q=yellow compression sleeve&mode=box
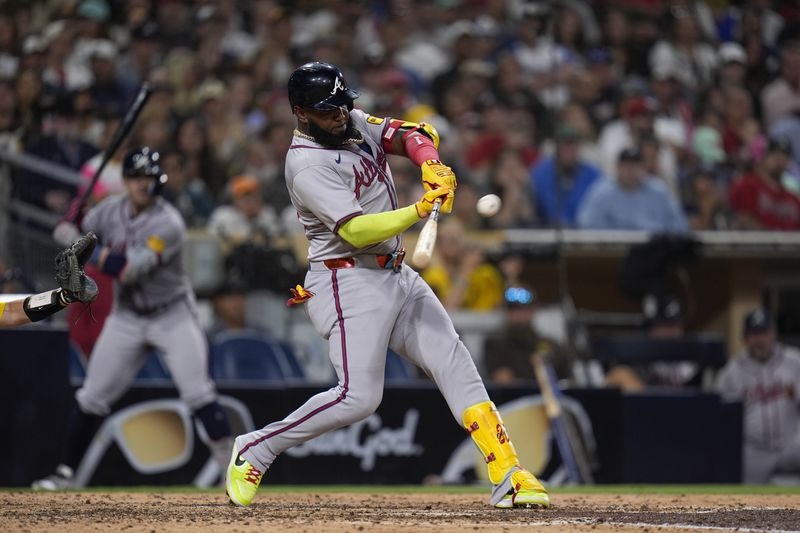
[338,205,421,248]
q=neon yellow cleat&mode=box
[494,469,550,509]
[225,445,264,507]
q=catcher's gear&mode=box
[122,146,168,195]
[54,232,99,304]
[421,160,457,213]
[462,401,550,508]
[415,187,453,218]
[288,62,360,111]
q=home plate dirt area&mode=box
[1,491,799,532]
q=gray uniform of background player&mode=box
[236,109,489,470]
[716,343,800,483]
[78,194,217,415]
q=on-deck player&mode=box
[226,62,550,509]
[33,146,233,489]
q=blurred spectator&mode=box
[684,167,731,231]
[531,125,601,227]
[577,147,688,232]
[761,43,800,129]
[207,280,266,341]
[207,175,282,246]
[116,21,162,89]
[484,285,566,383]
[159,149,215,228]
[486,149,537,228]
[175,115,227,200]
[605,296,698,391]
[692,108,726,167]
[717,42,748,89]
[716,309,800,484]
[421,218,503,312]
[597,95,680,197]
[649,9,718,91]
[19,97,97,215]
[721,85,763,166]
[87,40,136,117]
[729,138,800,230]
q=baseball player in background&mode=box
[226,62,550,510]
[33,147,233,490]
[0,233,98,327]
[716,309,800,483]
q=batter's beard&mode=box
[308,116,361,147]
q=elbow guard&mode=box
[382,119,441,153]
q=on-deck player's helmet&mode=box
[122,146,168,195]
[288,62,360,111]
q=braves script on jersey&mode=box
[285,109,400,261]
[82,195,191,311]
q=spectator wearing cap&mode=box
[531,124,601,227]
[597,95,680,197]
[729,138,800,230]
[605,296,699,391]
[207,279,268,342]
[484,284,568,383]
[207,175,283,248]
[716,309,800,484]
[116,21,162,89]
[577,147,688,232]
[761,44,800,130]
[717,42,748,89]
[88,39,136,117]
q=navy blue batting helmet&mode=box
[122,146,168,195]
[288,62,359,111]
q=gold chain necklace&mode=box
[293,129,364,145]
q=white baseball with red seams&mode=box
[477,194,502,217]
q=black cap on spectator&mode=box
[744,309,773,335]
[618,146,643,162]
[766,137,792,155]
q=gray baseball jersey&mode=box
[716,344,800,482]
[285,109,400,262]
[75,193,217,416]
[235,109,490,473]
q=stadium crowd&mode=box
[0,0,799,318]
[0,0,798,238]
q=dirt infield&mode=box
[2,491,799,532]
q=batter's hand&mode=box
[415,187,453,218]
[421,160,456,214]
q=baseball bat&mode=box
[411,199,441,268]
[69,83,153,222]
[532,352,593,484]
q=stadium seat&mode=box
[210,332,304,382]
[385,349,417,382]
[135,351,172,381]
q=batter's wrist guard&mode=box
[23,289,68,322]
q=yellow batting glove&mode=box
[421,160,457,214]
[415,187,453,218]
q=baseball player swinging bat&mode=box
[412,199,442,268]
[68,83,153,222]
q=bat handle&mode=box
[429,199,442,222]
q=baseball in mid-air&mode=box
[476,194,502,217]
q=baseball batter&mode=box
[716,309,800,483]
[0,233,98,328]
[33,147,232,490]
[226,62,550,510]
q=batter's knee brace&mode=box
[194,401,231,441]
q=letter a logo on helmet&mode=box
[330,76,346,95]
[288,62,360,111]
